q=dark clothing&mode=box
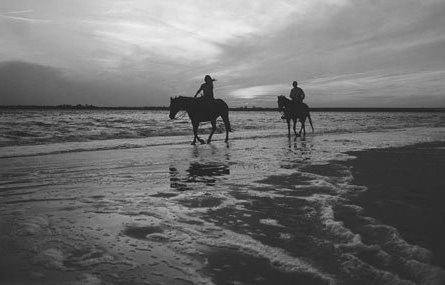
[290,87,305,103]
[196,82,214,100]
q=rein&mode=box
[175,111,188,120]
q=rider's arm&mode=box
[194,85,203,97]
[289,89,296,100]
[301,89,305,100]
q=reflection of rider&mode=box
[194,75,216,100]
[290,81,305,104]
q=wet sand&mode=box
[0,128,444,284]
[339,142,445,268]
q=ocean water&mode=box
[0,109,443,157]
[0,109,445,284]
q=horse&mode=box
[169,96,232,145]
[277,95,314,137]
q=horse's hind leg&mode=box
[207,120,216,143]
[192,123,198,145]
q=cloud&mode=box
[0,0,444,107]
[0,15,50,23]
[0,61,167,106]
[304,70,445,107]
[230,84,288,99]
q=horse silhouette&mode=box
[169,96,232,145]
[277,95,314,137]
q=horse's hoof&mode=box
[191,142,196,145]
[199,140,206,144]
[207,140,211,144]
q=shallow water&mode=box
[0,110,444,284]
[1,109,443,147]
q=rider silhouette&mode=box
[290,81,305,103]
[195,75,216,100]
[282,81,306,119]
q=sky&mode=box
[0,0,444,107]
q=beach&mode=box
[341,143,445,269]
[1,110,445,284]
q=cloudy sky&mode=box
[1,0,444,107]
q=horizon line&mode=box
[1,105,444,112]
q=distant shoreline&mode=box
[1,105,444,112]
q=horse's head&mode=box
[170,96,189,119]
[169,97,181,119]
[277,95,287,111]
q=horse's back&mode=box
[214,98,228,108]
[206,98,229,112]
[191,98,229,121]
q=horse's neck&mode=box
[282,98,292,108]
[179,97,194,109]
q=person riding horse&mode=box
[169,74,231,144]
[290,81,305,104]
[282,81,306,119]
[195,75,216,100]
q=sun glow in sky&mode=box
[1,0,444,107]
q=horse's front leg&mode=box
[194,122,205,144]
[207,120,216,144]
[287,119,291,137]
[293,119,299,137]
[299,119,306,138]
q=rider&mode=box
[290,81,305,104]
[282,81,305,119]
[194,75,216,100]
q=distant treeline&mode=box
[1,104,444,112]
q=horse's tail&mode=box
[223,111,232,132]
[218,99,232,132]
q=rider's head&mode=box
[292,81,298,87]
[205,75,215,83]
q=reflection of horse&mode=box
[169,96,232,145]
[169,145,230,191]
[169,162,230,190]
[277,96,314,137]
